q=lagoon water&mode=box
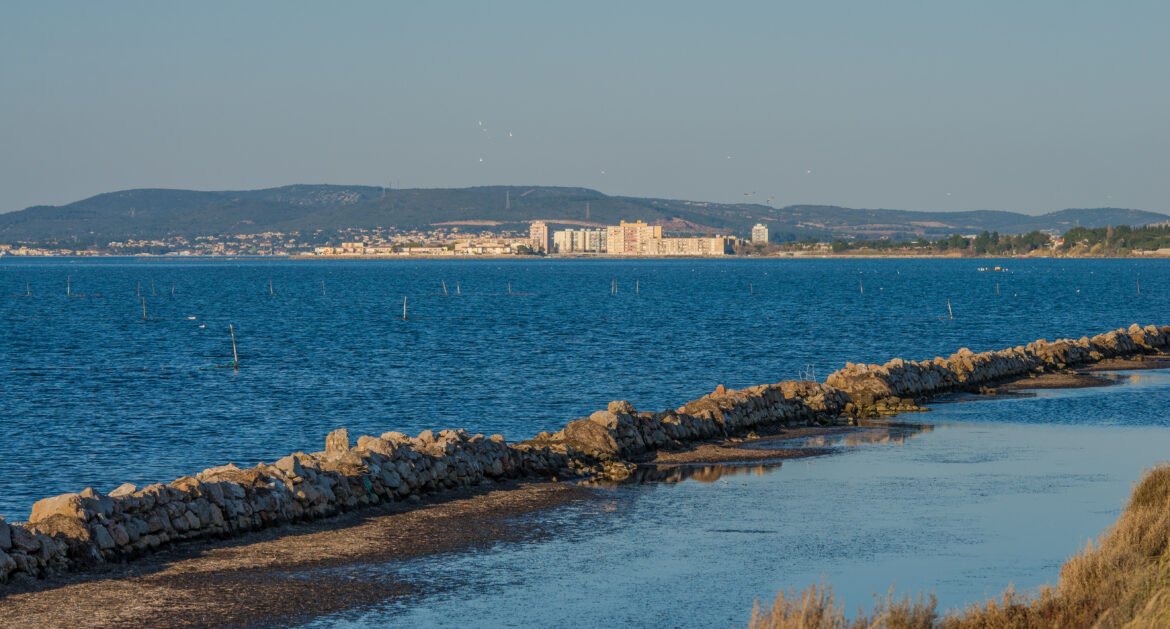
[304,375,1170,627]
[3,257,1170,622]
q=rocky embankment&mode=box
[2,324,1168,586]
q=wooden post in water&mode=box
[67,275,71,297]
[636,279,640,296]
[456,281,461,295]
[229,323,239,370]
[25,282,31,297]
[137,281,141,297]
[507,282,513,296]
[321,279,326,296]
[995,282,1000,296]
[1137,277,1142,296]
[141,297,147,321]
[171,282,176,297]
[858,273,864,295]
[947,298,954,320]
[268,279,274,297]
[441,279,448,296]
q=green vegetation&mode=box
[824,230,1053,256]
[1062,224,1170,255]
[748,464,1170,628]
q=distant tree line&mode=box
[1062,224,1170,254]
[827,230,1054,255]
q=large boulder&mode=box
[561,418,620,457]
[29,493,87,524]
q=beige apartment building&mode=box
[605,220,663,255]
[655,236,733,256]
[528,221,551,253]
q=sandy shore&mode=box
[0,481,591,627]
[0,423,868,626]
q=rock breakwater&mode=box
[2,324,1168,586]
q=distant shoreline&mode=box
[2,253,1169,261]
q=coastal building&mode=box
[529,221,551,253]
[751,223,769,245]
[655,236,734,256]
[552,228,607,254]
[605,220,663,255]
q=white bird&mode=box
[187,315,197,320]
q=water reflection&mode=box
[632,462,782,484]
[630,424,931,485]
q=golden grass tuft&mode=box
[749,583,937,629]
[749,465,1170,629]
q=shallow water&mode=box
[1,257,1168,518]
[303,372,1170,627]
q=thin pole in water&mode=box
[402,296,408,320]
[1137,277,1142,296]
[137,281,141,298]
[947,298,954,320]
[441,279,448,296]
[995,282,1000,296]
[141,296,147,321]
[268,279,274,297]
[749,282,754,296]
[456,281,461,295]
[171,282,175,297]
[507,282,513,296]
[321,279,326,296]
[67,275,71,297]
[636,279,640,296]
[25,282,31,297]
[151,278,156,296]
[858,273,864,295]
[229,323,239,370]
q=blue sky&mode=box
[1,1,1167,213]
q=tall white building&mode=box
[751,223,769,245]
[529,221,550,253]
[552,228,607,253]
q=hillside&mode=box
[1,184,1166,243]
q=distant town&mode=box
[3,220,1170,258]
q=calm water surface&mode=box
[1,257,1168,516]
[304,373,1170,627]
[3,257,1170,625]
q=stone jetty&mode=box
[2,324,1168,585]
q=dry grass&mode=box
[749,583,937,629]
[749,465,1170,629]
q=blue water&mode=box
[304,373,1170,627]
[0,256,1167,521]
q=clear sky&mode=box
[1,1,1167,214]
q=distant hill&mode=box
[1,184,1166,243]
